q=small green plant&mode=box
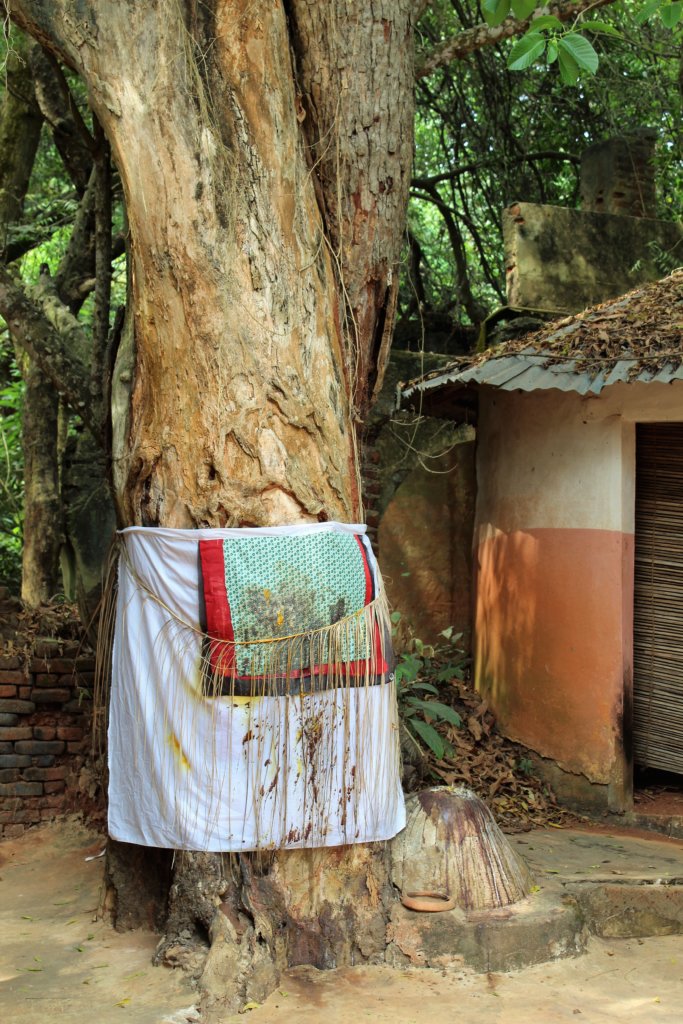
[391,613,469,761]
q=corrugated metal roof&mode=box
[401,354,683,403]
[400,271,683,406]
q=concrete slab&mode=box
[510,827,683,884]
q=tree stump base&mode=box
[106,787,534,1017]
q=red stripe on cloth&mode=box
[199,539,236,675]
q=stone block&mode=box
[0,699,35,715]
[57,726,83,741]
[31,689,71,704]
[15,740,66,756]
[32,726,56,741]
[503,202,683,313]
[0,726,32,741]
[18,686,31,699]
[0,670,23,684]
[0,742,14,753]
[35,673,59,685]
[67,740,87,753]
[63,699,91,713]
[3,824,25,838]
[0,685,17,698]
[33,755,56,767]
[23,766,67,781]
[0,781,43,797]
[41,794,66,808]
[0,755,31,768]
[0,713,18,726]
[580,132,656,218]
[31,658,76,675]
[44,780,65,794]
[567,882,683,937]
[0,769,20,782]
[0,656,21,669]
[32,638,63,658]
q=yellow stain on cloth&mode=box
[167,732,191,770]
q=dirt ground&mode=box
[0,820,196,1024]
[1,819,682,1024]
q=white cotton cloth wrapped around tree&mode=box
[107,522,405,852]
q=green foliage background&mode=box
[0,3,681,590]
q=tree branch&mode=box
[411,183,487,324]
[412,149,580,188]
[416,0,617,78]
[92,117,112,404]
[0,265,98,431]
[29,42,94,193]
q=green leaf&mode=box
[410,719,446,759]
[390,611,402,624]
[406,698,462,726]
[635,0,662,23]
[557,47,580,85]
[558,33,599,75]
[482,0,511,28]
[547,39,559,63]
[511,0,537,19]
[660,2,682,27]
[425,701,463,726]
[407,682,439,694]
[507,32,546,71]
[394,655,423,684]
[439,626,453,640]
[583,20,622,36]
[529,14,563,30]
[435,666,464,682]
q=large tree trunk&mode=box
[12,0,414,1013]
[0,32,62,606]
[20,359,61,605]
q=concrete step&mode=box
[386,827,683,973]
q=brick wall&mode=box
[0,638,95,839]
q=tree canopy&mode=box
[0,0,681,589]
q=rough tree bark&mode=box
[0,33,62,606]
[18,355,61,604]
[10,0,415,1014]
[3,1,554,1015]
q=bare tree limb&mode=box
[92,117,112,405]
[0,264,98,431]
[29,42,93,193]
[411,183,487,324]
[416,0,617,78]
[412,149,580,188]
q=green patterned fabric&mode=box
[222,532,369,676]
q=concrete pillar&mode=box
[580,130,657,219]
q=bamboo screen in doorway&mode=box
[634,423,683,775]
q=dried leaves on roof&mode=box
[405,270,683,392]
